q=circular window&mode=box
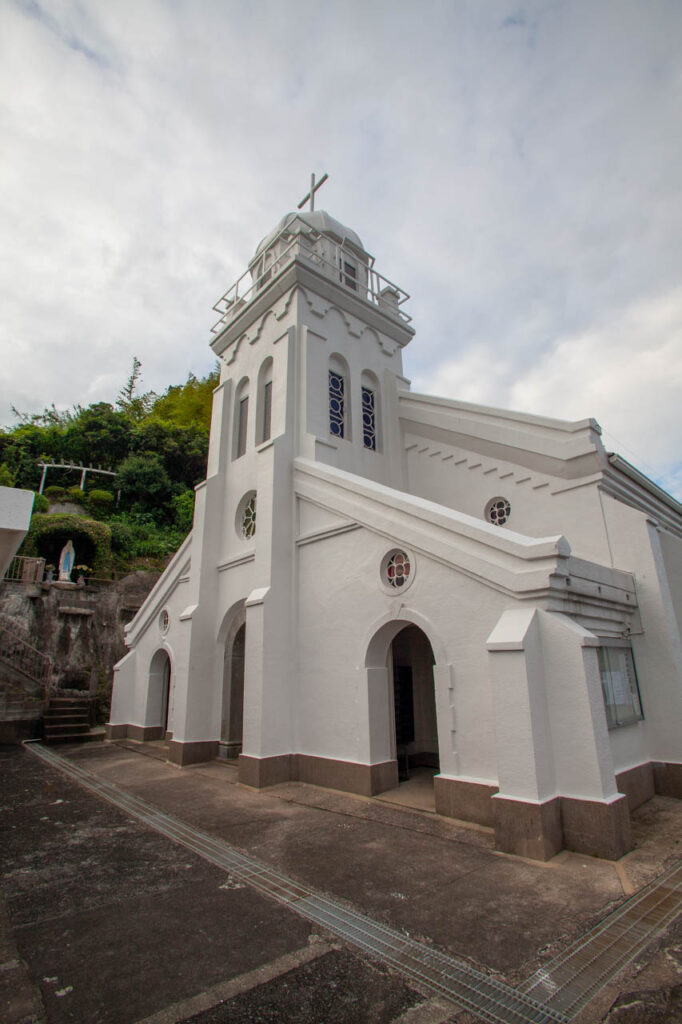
[486,497,511,526]
[159,609,170,634]
[381,549,414,591]
[236,491,257,540]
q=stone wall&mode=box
[0,573,159,698]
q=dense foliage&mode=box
[2,360,219,572]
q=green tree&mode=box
[116,356,156,422]
[131,420,209,490]
[64,403,131,466]
[0,463,15,486]
[146,367,219,431]
[116,453,174,518]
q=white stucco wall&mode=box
[295,520,503,783]
[0,486,34,576]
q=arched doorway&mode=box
[221,621,245,758]
[148,649,171,738]
[390,625,439,784]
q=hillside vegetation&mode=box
[0,359,219,574]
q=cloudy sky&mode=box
[2,0,681,495]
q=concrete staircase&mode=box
[43,696,104,745]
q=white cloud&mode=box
[1,0,681,496]
[415,286,682,495]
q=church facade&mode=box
[109,209,682,861]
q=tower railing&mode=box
[211,228,411,336]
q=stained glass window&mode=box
[385,550,411,589]
[329,370,345,438]
[487,497,511,526]
[362,386,376,450]
[241,494,256,539]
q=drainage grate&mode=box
[25,742,567,1024]
[521,859,682,1017]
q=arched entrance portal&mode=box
[221,622,245,758]
[390,625,439,784]
[148,649,171,738]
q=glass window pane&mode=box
[262,380,272,442]
[237,396,249,458]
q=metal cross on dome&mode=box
[297,172,328,212]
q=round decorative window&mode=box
[381,549,413,590]
[237,491,257,540]
[159,609,170,634]
[486,497,511,527]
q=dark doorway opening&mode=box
[390,625,439,784]
[221,622,245,758]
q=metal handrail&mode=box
[3,556,45,585]
[0,623,53,687]
[211,228,411,336]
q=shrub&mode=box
[44,485,67,501]
[67,487,86,505]
[172,489,195,533]
[116,453,173,519]
[88,489,114,517]
[0,463,16,487]
[109,520,134,553]
[32,493,49,514]
[21,514,113,577]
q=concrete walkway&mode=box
[2,741,681,1023]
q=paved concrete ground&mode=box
[1,741,681,1023]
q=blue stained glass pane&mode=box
[361,386,376,451]
[329,370,345,438]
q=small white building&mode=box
[109,209,682,861]
[0,486,34,577]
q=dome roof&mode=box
[254,210,364,259]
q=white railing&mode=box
[211,227,411,336]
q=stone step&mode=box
[44,722,90,736]
[43,728,105,745]
[44,709,89,720]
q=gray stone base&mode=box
[239,753,294,788]
[238,753,398,797]
[168,740,219,766]
[106,724,128,739]
[434,777,499,827]
[106,723,164,741]
[492,796,563,861]
[296,754,398,797]
[616,762,655,810]
[492,793,632,861]
[217,741,242,760]
[560,794,632,860]
[653,761,682,799]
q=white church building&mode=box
[109,207,682,861]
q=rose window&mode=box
[241,494,257,539]
[385,550,411,589]
[487,497,511,526]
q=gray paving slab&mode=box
[0,747,330,1023]
[179,948,422,1024]
[64,743,625,976]
[5,740,682,1024]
